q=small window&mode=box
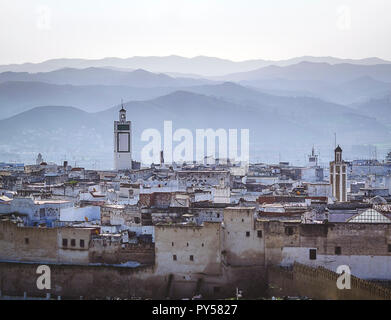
[285,227,294,236]
[335,246,341,255]
[187,242,189,247]
[257,230,263,238]
[62,238,68,247]
[241,218,244,222]
[172,242,174,247]
[80,239,85,248]
[202,243,204,247]
[309,249,317,260]
[388,244,391,253]
[190,255,194,261]
[246,231,250,237]
[71,239,76,247]
[217,213,220,218]
[173,255,177,261]
[25,238,29,244]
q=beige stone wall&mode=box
[223,207,265,266]
[257,220,391,279]
[0,221,58,263]
[0,261,266,299]
[154,222,222,276]
[0,262,162,299]
[0,221,94,264]
[3,210,391,298]
[57,228,93,264]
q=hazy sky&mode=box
[1,0,391,64]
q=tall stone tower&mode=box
[114,105,132,170]
[329,145,347,202]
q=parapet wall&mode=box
[268,262,391,300]
[0,261,267,299]
[0,261,160,299]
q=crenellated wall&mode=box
[268,262,391,300]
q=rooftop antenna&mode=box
[120,98,125,111]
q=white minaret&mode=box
[36,153,43,165]
[114,104,132,170]
[330,145,347,202]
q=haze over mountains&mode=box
[1,55,390,77]
[0,81,179,117]
[0,55,390,169]
[0,68,212,87]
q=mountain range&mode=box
[1,55,390,77]
[0,67,213,87]
[0,81,179,118]
[1,87,390,168]
[0,56,390,168]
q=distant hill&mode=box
[1,90,389,168]
[0,81,179,118]
[211,62,391,104]
[0,68,214,87]
[353,94,391,126]
[0,55,389,77]
[238,76,391,105]
[0,106,108,160]
[182,82,360,118]
[220,61,391,83]
[2,77,390,120]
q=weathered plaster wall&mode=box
[154,222,222,276]
[0,221,58,263]
[223,207,265,267]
